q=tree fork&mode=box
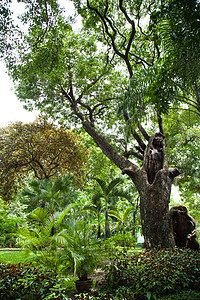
[79,111,179,248]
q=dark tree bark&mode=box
[81,118,180,248]
[122,133,176,248]
[169,205,200,250]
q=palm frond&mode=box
[110,190,132,201]
[123,206,135,220]
[27,207,49,225]
[54,203,76,229]
[108,210,122,221]
[107,178,124,194]
[82,205,98,215]
[94,178,108,195]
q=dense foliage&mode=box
[0,117,89,201]
[0,263,68,299]
[0,198,26,247]
[102,248,200,299]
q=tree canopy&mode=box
[0,117,89,201]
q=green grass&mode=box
[0,250,34,264]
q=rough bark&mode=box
[169,205,200,250]
[123,133,179,248]
[82,119,180,248]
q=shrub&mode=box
[0,263,69,299]
[102,248,200,299]
[159,290,200,300]
[101,233,136,259]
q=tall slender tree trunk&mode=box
[97,214,101,239]
[105,207,111,238]
[132,196,139,237]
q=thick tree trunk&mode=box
[123,133,177,248]
[81,119,179,248]
[138,168,175,248]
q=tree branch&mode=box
[138,124,150,141]
[82,118,138,173]
[157,111,164,135]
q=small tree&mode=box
[93,178,132,238]
[0,117,89,201]
[83,195,104,239]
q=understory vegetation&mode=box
[0,247,200,299]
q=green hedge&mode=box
[103,248,200,299]
[0,263,68,299]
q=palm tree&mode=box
[21,175,77,212]
[93,178,132,238]
[58,219,100,281]
[109,205,135,234]
[83,194,104,238]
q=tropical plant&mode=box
[21,175,78,213]
[83,194,104,239]
[103,248,200,299]
[0,263,68,300]
[17,204,75,273]
[0,198,26,247]
[93,178,132,238]
[59,219,101,281]
[147,0,200,117]
[109,202,134,234]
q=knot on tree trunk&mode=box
[145,132,165,184]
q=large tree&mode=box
[0,117,89,201]
[2,0,198,248]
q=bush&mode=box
[159,290,200,300]
[101,233,136,257]
[102,248,200,299]
[0,263,69,299]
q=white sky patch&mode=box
[171,184,181,203]
[0,62,39,127]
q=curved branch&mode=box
[124,149,143,161]
[132,131,146,151]
[119,0,136,56]
[82,119,138,173]
[87,0,134,77]
[157,111,164,135]
[138,124,150,141]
